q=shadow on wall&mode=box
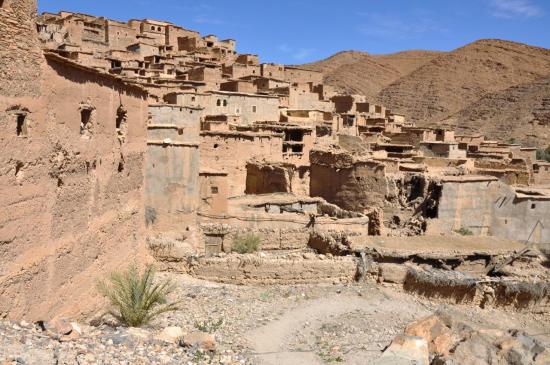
[45,56,146,101]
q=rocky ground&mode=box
[1,273,549,365]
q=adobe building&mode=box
[2,0,550,320]
[146,105,202,232]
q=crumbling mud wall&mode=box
[198,214,369,254]
[182,254,358,284]
[245,161,310,196]
[0,0,43,98]
[310,149,388,212]
[0,49,149,319]
[402,267,550,311]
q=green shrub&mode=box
[455,227,474,236]
[194,318,224,333]
[232,233,261,254]
[97,264,179,327]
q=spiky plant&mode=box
[97,264,179,327]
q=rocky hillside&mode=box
[304,39,550,147]
[442,76,550,147]
[302,50,442,100]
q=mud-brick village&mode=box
[1,0,550,364]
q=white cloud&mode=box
[278,44,292,53]
[278,44,316,61]
[357,14,445,39]
[489,0,543,19]
[293,48,315,61]
[193,15,224,25]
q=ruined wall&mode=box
[0,0,43,97]
[245,162,310,196]
[0,54,149,320]
[200,132,283,197]
[185,254,358,284]
[310,150,388,212]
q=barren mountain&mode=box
[442,76,550,147]
[302,50,442,100]
[375,39,550,126]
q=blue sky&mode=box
[38,0,550,64]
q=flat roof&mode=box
[440,175,498,183]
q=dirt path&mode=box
[247,286,431,365]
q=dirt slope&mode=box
[442,75,550,147]
[302,50,441,100]
[375,39,550,126]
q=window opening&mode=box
[16,113,28,136]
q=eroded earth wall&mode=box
[0,0,42,98]
[0,0,149,319]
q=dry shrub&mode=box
[232,233,261,254]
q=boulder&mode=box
[497,330,548,365]
[374,335,429,365]
[378,263,409,284]
[50,318,73,335]
[157,326,185,344]
[405,315,457,355]
[180,331,216,351]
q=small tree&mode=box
[97,264,179,327]
[232,233,261,254]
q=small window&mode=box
[80,107,94,139]
[158,26,162,31]
[223,100,228,107]
[151,26,155,30]
[531,203,536,209]
[252,105,257,113]
[16,114,28,136]
[216,99,221,107]
[191,96,196,102]
[213,143,219,149]
[211,186,219,194]
[116,105,127,142]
